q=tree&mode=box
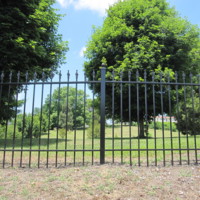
[43,86,91,130]
[175,95,200,136]
[0,0,68,123]
[84,0,200,137]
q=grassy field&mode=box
[0,125,200,167]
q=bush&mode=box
[0,124,21,139]
[17,114,48,138]
[175,97,200,135]
[149,122,177,132]
[59,128,73,139]
[87,120,100,139]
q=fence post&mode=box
[100,65,106,164]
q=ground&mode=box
[0,164,200,200]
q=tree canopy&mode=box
[0,0,68,78]
[0,0,68,124]
[84,0,200,137]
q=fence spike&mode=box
[120,71,123,80]
[136,70,139,81]
[75,70,78,81]
[112,70,115,80]
[9,71,13,82]
[34,72,37,81]
[182,72,186,82]
[167,72,170,82]
[42,71,45,81]
[25,71,29,81]
[67,70,70,81]
[50,71,54,80]
[144,70,147,81]
[128,71,131,81]
[1,71,4,81]
[175,71,178,81]
[152,72,155,81]
[92,70,95,80]
[189,73,193,79]
[58,71,61,82]
[17,71,20,82]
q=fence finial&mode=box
[17,71,20,82]
[152,71,155,81]
[75,70,79,81]
[9,71,13,82]
[1,71,4,82]
[67,70,70,81]
[34,72,37,81]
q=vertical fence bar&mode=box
[38,72,45,168]
[120,71,123,164]
[112,71,115,163]
[175,72,182,165]
[182,73,190,165]
[152,72,157,166]
[0,72,4,166]
[11,72,20,167]
[190,74,197,164]
[46,73,53,168]
[160,73,165,166]
[65,71,70,166]
[55,71,61,167]
[2,72,11,168]
[74,71,78,165]
[83,73,86,165]
[168,74,173,166]
[100,66,106,164]
[128,71,132,165]
[29,72,37,168]
[20,72,28,167]
[144,71,149,166]
[136,70,140,166]
[92,71,95,165]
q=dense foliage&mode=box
[84,0,200,137]
[0,0,68,124]
[175,96,200,135]
[43,87,91,130]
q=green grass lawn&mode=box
[0,125,200,167]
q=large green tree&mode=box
[0,0,68,123]
[84,0,200,137]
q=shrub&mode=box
[59,128,73,139]
[0,124,21,139]
[149,121,177,132]
[87,120,100,139]
[17,114,48,138]
[175,97,200,135]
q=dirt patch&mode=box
[0,164,200,200]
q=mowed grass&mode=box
[0,125,200,167]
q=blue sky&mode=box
[54,0,200,80]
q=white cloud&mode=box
[56,0,120,16]
[79,46,86,57]
[74,0,120,16]
[56,0,74,8]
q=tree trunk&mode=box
[138,119,145,138]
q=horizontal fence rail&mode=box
[0,68,200,168]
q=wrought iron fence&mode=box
[0,67,200,168]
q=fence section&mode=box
[0,68,200,168]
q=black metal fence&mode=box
[0,67,200,168]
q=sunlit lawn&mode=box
[0,125,200,167]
